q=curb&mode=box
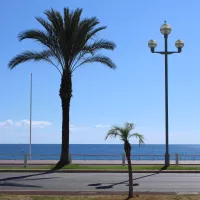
[1,169,200,173]
[1,190,200,196]
[0,190,178,195]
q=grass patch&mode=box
[1,164,200,171]
[0,195,200,200]
[0,165,53,170]
[50,164,200,170]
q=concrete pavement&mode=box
[0,172,200,193]
[0,160,166,165]
[1,159,200,165]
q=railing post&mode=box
[122,153,125,166]
[175,153,179,165]
[24,154,28,168]
[68,153,72,164]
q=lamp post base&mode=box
[165,153,170,167]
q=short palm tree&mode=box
[8,8,116,167]
[105,122,144,198]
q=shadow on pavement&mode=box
[15,177,61,181]
[0,182,42,188]
[132,166,167,181]
[88,166,167,190]
[0,169,55,182]
[88,183,102,186]
[95,182,140,190]
[126,183,139,186]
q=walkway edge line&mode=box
[1,169,200,173]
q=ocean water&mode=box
[0,144,200,160]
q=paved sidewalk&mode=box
[1,172,200,193]
[0,159,200,165]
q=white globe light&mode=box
[160,21,172,35]
[148,40,157,48]
[175,40,184,49]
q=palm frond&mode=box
[64,7,70,30]
[55,10,64,29]
[106,122,145,145]
[83,39,116,55]
[44,9,67,57]
[105,126,123,140]
[35,17,54,35]
[86,26,107,40]
[70,50,89,72]
[75,17,100,48]
[63,8,82,63]
[124,122,134,131]
[69,9,83,60]
[111,125,124,133]
[63,8,72,59]
[45,58,63,75]
[63,8,72,41]
[73,54,116,72]
[18,29,64,70]
[128,132,145,145]
[105,125,129,141]
[8,50,52,69]
[18,29,49,44]
[71,8,82,35]
[9,7,116,76]
[44,8,64,37]
[78,17,99,33]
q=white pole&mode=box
[29,73,32,160]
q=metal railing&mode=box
[130,154,165,160]
[1,153,200,168]
[71,154,122,161]
[0,154,60,160]
[179,154,200,161]
[2,153,200,161]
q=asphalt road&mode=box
[0,172,200,193]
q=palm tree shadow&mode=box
[88,183,102,186]
[0,169,56,182]
[88,166,167,190]
[95,182,140,190]
[53,161,68,170]
[126,183,139,186]
[0,182,42,188]
[124,195,139,200]
[131,165,167,181]
[96,185,113,189]
[15,177,60,181]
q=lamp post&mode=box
[29,73,32,160]
[148,21,184,167]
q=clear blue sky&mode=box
[0,0,199,144]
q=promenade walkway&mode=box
[0,160,200,165]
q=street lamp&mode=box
[148,21,184,167]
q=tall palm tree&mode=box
[8,8,116,167]
[105,122,144,198]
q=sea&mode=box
[0,144,200,160]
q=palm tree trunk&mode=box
[60,97,70,164]
[126,152,133,198]
[124,141,133,198]
[54,72,72,169]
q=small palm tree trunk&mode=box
[126,152,133,198]
[125,142,133,198]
